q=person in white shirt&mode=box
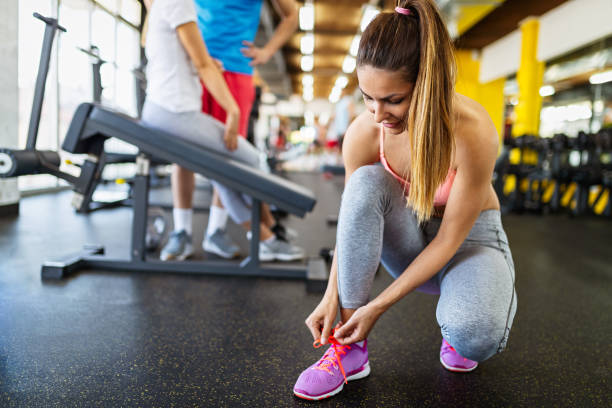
[141,0,304,262]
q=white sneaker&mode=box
[160,230,193,261]
[259,237,305,262]
[203,229,241,259]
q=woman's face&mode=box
[357,65,414,135]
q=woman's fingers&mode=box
[212,58,224,71]
[335,323,360,344]
[334,320,354,341]
[240,41,255,57]
[320,318,334,345]
[337,330,360,345]
[223,132,238,151]
[305,318,321,341]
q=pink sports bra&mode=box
[379,127,456,207]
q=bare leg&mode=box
[261,205,276,228]
[172,164,195,209]
[340,308,356,325]
[242,220,274,241]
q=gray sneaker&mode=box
[203,229,240,259]
[259,237,305,262]
[160,230,193,261]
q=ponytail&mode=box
[357,0,456,223]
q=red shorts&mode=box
[326,140,339,149]
[200,71,255,138]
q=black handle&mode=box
[33,12,67,32]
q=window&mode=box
[17,0,142,192]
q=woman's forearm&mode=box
[369,236,458,313]
[197,66,239,116]
[263,0,298,57]
[175,22,239,118]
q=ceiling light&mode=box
[302,85,314,99]
[300,33,314,55]
[299,2,314,31]
[342,56,356,74]
[539,85,555,97]
[589,70,612,85]
[302,74,314,87]
[335,75,349,89]
[360,5,379,32]
[303,88,314,102]
[329,86,342,103]
[302,84,313,94]
[350,35,361,57]
[301,55,314,72]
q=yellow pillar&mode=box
[512,17,544,137]
[479,78,506,142]
[455,50,506,143]
[455,50,480,100]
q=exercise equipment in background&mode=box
[494,129,612,217]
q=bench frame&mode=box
[42,104,326,288]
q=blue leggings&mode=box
[141,100,263,224]
[336,165,517,362]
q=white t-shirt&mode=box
[145,0,202,112]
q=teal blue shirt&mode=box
[195,0,263,75]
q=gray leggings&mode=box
[337,165,517,362]
[141,100,263,224]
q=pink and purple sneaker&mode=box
[439,338,478,372]
[293,335,370,401]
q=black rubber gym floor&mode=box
[1,172,610,407]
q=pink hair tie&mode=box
[395,6,411,15]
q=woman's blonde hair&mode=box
[357,0,456,223]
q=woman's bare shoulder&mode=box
[342,111,380,169]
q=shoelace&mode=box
[312,330,351,384]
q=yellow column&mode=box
[479,78,506,142]
[455,50,506,143]
[455,50,480,100]
[512,17,544,137]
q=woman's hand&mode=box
[333,303,384,345]
[240,41,272,66]
[305,294,339,345]
[212,58,224,71]
[224,109,240,151]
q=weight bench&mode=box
[43,103,327,289]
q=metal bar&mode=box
[131,155,150,261]
[73,159,100,212]
[26,19,56,149]
[249,199,261,267]
[92,62,103,103]
[80,258,307,279]
[26,14,65,150]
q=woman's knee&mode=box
[440,318,509,362]
[343,165,392,203]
